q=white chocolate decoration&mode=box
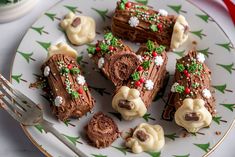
[197,53,205,63]
[54,96,63,107]
[170,15,189,50]
[44,66,50,77]
[128,16,139,27]
[112,86,147,120]
[171,82,179,92]
[98,57,105,69]
[60,12,96,45]
[76,75,86,85]
[158,9,168,16]
[47,43,77,60]
[126,123,165,154]
[154,56,164,66]
[175,98,212,133]
[202,89,211,99]
[145,80,154,90]
[136,55,143,62]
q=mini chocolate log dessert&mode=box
[85,112,119,148]
[42,43,95,121]
[111,0,189,50]
[112,40,168,120]
[168,50,215,132]
[87,32,140,86]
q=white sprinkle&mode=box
[128,16,139,27]
[88,54,93,58]
[54,96,63,107]
[98,57,105,69]
[171,82,179,92]
[44,66,50,77]
[158,9,168,16]
[154,56,164,66]
[145,80,154,90]
[76,75,86,85]
[197,53,205,63]
[136,55,143,62]
[202,88,211,99]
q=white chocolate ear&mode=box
[128,88,141,99]
[182,98,194,110]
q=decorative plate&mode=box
[11,0,235,157]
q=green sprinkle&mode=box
[70,68,80,75]
[146,40,155,51]
[175,85,185,93]
[142,60,151,69]
[100,42,108,52]
[83,86,88,91]
[176,63,185,72]
[150,24,158,32]
[131,72,140,81]
[119,2,125,10]
[155,45,165,54]
[111,37,118,46]
[71,91,79,99]
[104,32,113,41]
[122,0,128,3]
[61,67,69,74]
[198,64,203,71]
[87,46,96,54]
[188,63,198,73]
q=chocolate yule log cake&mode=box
[42,43,95,121]
[111,0,189,50]
[87,32,140,86]
[85,112,119,148]
[112,40,168,120]
[168,50,215,133]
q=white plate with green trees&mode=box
[11,0,235,157]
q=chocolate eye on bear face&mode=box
[71,17,81,27]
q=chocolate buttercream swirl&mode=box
[86,112,119,148]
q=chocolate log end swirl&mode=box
[86,112,119,148]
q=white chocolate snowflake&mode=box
[145,80,154,90]
[202,88,211,99]
[98,57,105,69]
[154,56,164,66]
[54,96,63,107]
[44,66,50,77]
[76,75,86,85]
[128,16,139,27]
[158,9,168,16]
[197,53,205,63]
[171,82,179,92]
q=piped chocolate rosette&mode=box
[112,40,168,120]
[85,112,119,148]
[168,50,215,133]
[87,32,140,86]
[42,43,95,121]
[111,0,189,50]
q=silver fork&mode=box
[0,74,88,157]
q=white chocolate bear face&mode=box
[170,15,189,50]
[126,123,165,154]
[112,86,147,120]
[175,98,212,133]
[47,42,77,60]
[60,12,96,45]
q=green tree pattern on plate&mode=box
[63,119,76,127]
[220,103,235,112]
[173,154,190,157]
[196,14,213,23]
[135,0,148,5]
[91,154,107,157]
[165,133,179,141]
[89,85,110,95]
[37,41,51,52]
[34,124,44,133]
[190,29,206,39]
[62,134,82,145]
[212,116,227,125]
[145,151,161,157]
[112,146,128,155]
[12,74,27,83]
[216,63,235,74]
[173,50,185,57]
[197,48,213,58]
[91,8,110,21]
[142,113,156,122]
[17,51,36,63]
[212,84,233,94]
[167,5,186,14]
[31,26,49,35]
[194,142,210,152]
[45,13,61,21]
[216,42,234,52]
[64,5,82,13]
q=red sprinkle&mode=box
[109,46,114,51]
[135,81,141,87]
[157,24,163,31]
[185,87,190,94]
[186,73,190,78]
[183,70,188,75]
[78,88,83,94]
[67,64,73,69]
[152,51,157,57]
[96,47,101,52]
[139,78,145,83]
[125,2,132,8]
[96,43,99,47]
[137,66,143,71]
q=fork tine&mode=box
[0,74,37,107]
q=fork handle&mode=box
[40,119,88,157]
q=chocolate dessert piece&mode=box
[168,50,215,132]
[112,40,168,120]
[86,112,119,148]
[87,32,140,86]
[111,0,189,50]
[42,53,94,121]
